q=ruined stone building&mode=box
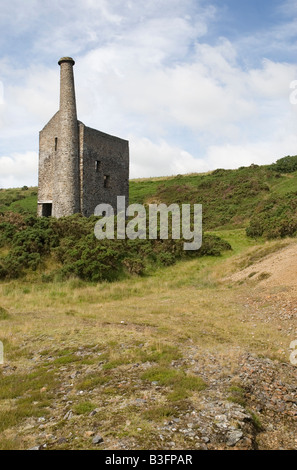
[37,57,129,218]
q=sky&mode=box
[1,0,297,187]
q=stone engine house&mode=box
[37,57,129,218]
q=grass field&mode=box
[0,229,295,450]
[1,160,297,450]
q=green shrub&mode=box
[0,212,231,282]
[269,155,297,173]
[247,192,297,239]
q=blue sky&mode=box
[211,0,282,36]
[1,0,297,187]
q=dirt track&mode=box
[228,243,297,288]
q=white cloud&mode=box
[75,38,297,147]
[248,59,297,98]
[0,152,38,188]
[130,136,207,178]
[1,0,297,187]
[206,131,297,171]
[0,81,3,105]
[130,128,297,180]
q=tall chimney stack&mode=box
[53,57,80,217]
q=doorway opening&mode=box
[42,203,52,217]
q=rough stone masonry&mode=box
[37,57,129,218]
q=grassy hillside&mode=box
[0,187,38,214]
[0,156,297,450]
[130,164,297,231]
[1,156,297,282]
[2,156,297,233]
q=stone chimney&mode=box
[53,57,80,217]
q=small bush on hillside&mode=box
[269,155,297,174]
[246,192,297,239]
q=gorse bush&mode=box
[0,213,231,282]
[54,236,123,282]
[269,155,297,174]
[246,192,297,239]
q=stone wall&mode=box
[37,112,59,216]
[80,124,129,217]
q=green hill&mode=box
[1,155,297,282]
[0,187,38,215]
[130,161,297,232]
[1,156,297,451]
[2,155,297,233]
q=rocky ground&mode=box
[2,337,296,450]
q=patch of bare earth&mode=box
[225,242,297,449]
[228,242,297,288]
